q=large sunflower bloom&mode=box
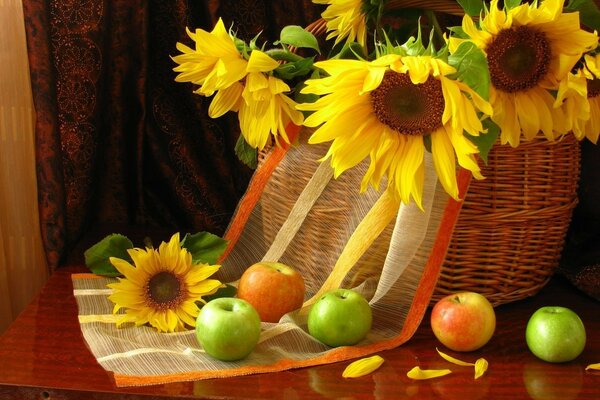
[297,55,493,207]
[172,18,248,120]
[107,233,222,333]
[314,0,368,48]
[449,0,598,147]
[239,51,304,149]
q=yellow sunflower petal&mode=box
[407,366,452,380]
[398,136,424,207]
[247,50,279,73]
[431,128,458,199]
[165,309,179,333]
[188,279,223,296]
[129,247,161,275]
[208,82,244,118]
[151,311,169,333]
[435,348,489,379]
[362,66,387,94]
[180,299,201,317]
[474,358,489,379]
[342,355,385,378]
[175,311,197,328]
[109,257,138,278]
[187,264,221,283]
[436,348,474,366]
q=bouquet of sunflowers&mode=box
[172,0,599,208]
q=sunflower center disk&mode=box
[486,25,551,93]
[370,71,444,135]
[147,271,183,309]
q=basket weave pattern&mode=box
[433,134,580,305]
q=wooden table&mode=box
[0,265,598,399]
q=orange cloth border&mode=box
[72,273,107,279]
[218,123,301,263]
[113,169,473,387]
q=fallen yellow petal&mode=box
[407,366,452,380]
[474,358,488,379]
[342,355,385,378]
[586,363,600,371]
[436,348,474,366]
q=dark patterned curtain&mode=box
[22,0,322,269]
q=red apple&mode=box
[430,292,496,352]
[237,261,305,323]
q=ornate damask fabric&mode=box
[22,0,321,269]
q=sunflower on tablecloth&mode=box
[107,233,222,333]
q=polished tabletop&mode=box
[0,265,598,399]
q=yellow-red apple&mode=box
[237,261,305,323]
[430,292,496,352]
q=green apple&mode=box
[308,288,372,347]
[525,306,586,363]
[195,297,261,361]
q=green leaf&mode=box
[448,26,468,39]
[566,0,600,31]
[274,56,314,80]
[180,232,229,265]
[448,41,490,100]
[277,25,320,53]
[457,0,484,16]
[504,0,522,10]
[402,26,427,56]
[235,134,258,169]
[84,234,134,277]
[466,118,499,164]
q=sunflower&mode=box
[238,50,304,149]
[107,233,222,333]
[297,54,493,207]
[579,54,600,143]
[449,0,598,147]
[314,0,368,48]
[554,69,592,141]
[172,18,248,120]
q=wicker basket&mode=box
[432,134,580,305]
[258,133,580,306]
[256,5,581,306]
